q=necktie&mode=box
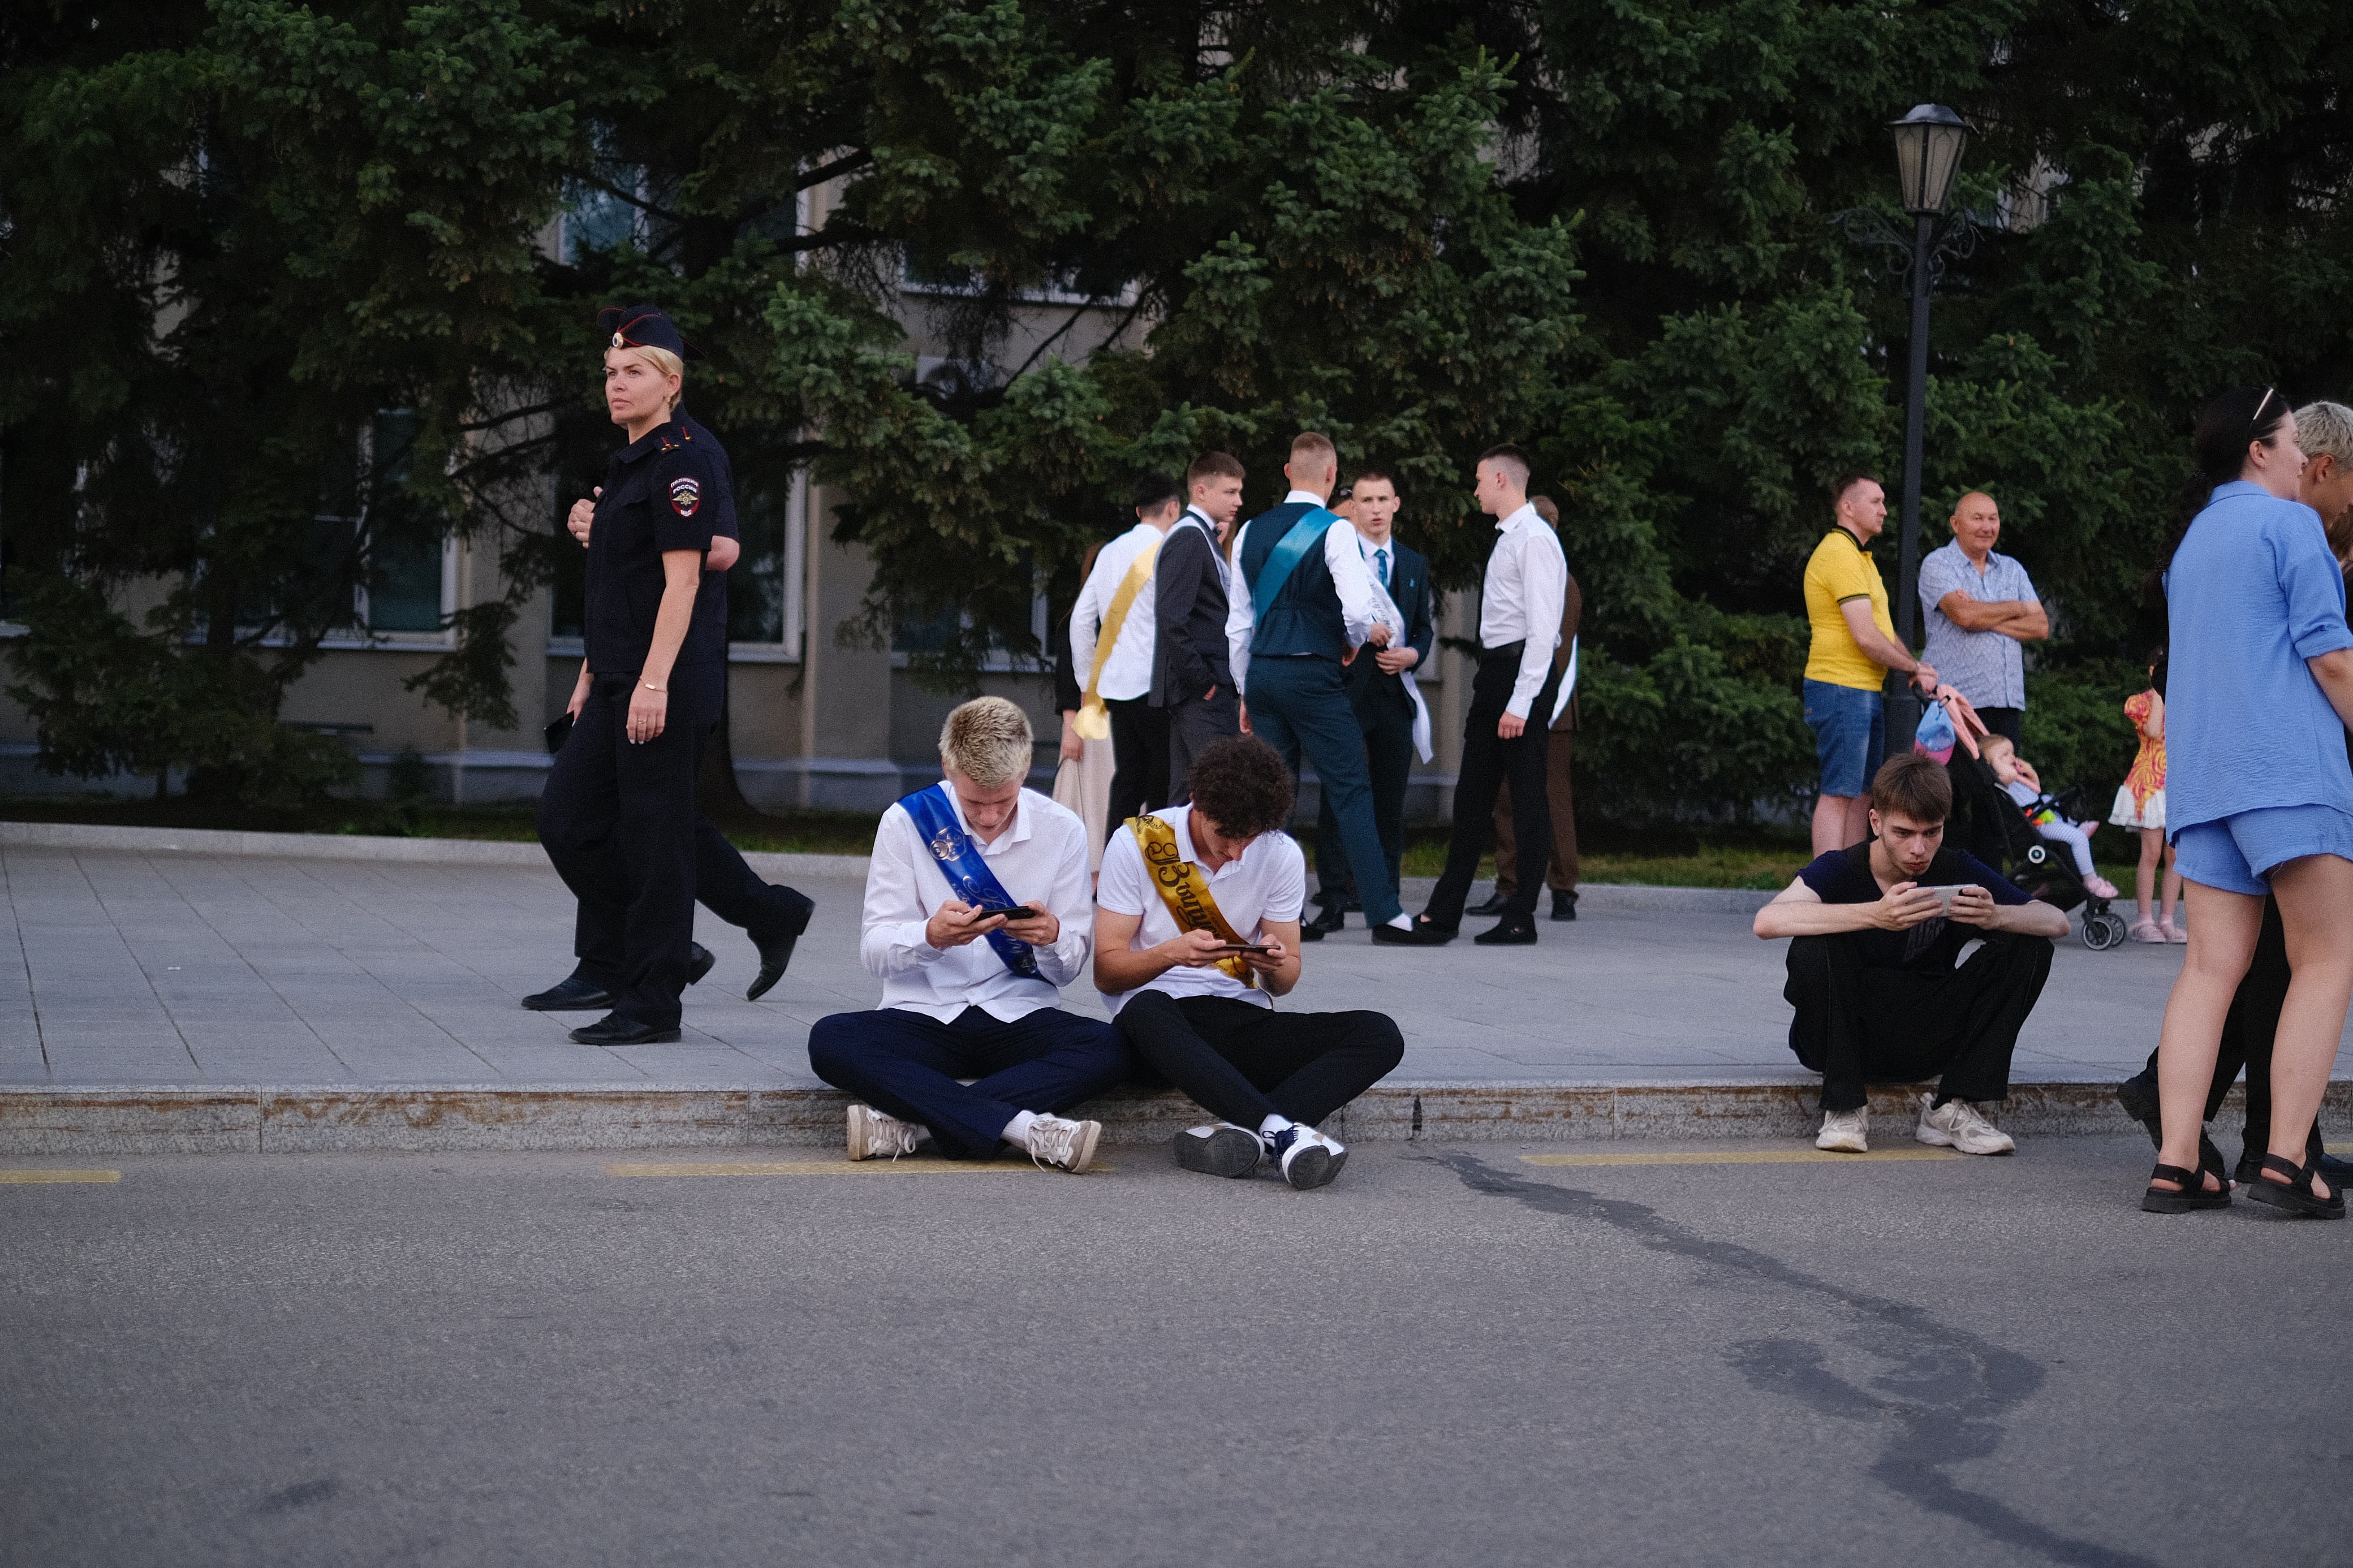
[1374,547,1390,589]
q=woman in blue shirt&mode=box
[2148,388,2353,1219]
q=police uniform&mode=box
[534,306,761,1043]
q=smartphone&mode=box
[1916,884,1977,911]
[973,904,1040,922]
[1212,941,1274,955]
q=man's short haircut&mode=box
[939,697,1033,788]
[1477,443,1532,485]
[1132,473,1182,513]
[1187,451,1246,487]
[1831,472,1882,507]
[1290,431,1338,471]
[1352,466,1396,493]
[2295,400,2353,467]
[1870,753,1952,824]
[1531,494,1561,527]
[1183,737,1295,840]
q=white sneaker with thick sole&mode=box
[846,1103,923,1161]
[1273,1124,1348,1189]
[1174,1123,1264,1178]
[1816,1108,1869,1153]
[1916,1095,2016,1155]
[1022,1113,1101,1173]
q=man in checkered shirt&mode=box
[1919,492,2048,746]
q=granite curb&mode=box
[1,820,1779,914]
[7,1078,2329,1156]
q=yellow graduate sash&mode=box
[1129,814,1256,988]
[1075,541,1159,740]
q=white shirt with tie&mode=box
[858,784,1096,1022]
[1224,490,1393,694]
[1068,520,1162,702]
[1481,502,1570,720]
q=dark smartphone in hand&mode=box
[1213,941,1274,954]
[975,905,1041,922]
[544,712,574,755]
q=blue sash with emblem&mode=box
[1249,507,1342,628]
[899,785,1042,980]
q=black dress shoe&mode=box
[520,974,614,1012]
[686,941,716,987]
[1474,919,1539,946]
[1373,916,1456,946]
[745,888,815,1000]
[1551,889,1578,922]
[1467,890,1511,917]
[1300,905,1348,940]
[568,1012,683,1046]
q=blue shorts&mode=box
[1803,679,1885,799]
[2172,804,2353,895]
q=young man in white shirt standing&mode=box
[1070,475,1181,831]
[807,698,1127,1171]
[1094,736,1406,1189]
[1402,443,1570,945]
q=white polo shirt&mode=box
[1094,807,1306,1015]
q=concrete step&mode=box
[7,1079,2332,1156]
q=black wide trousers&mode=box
[1782,932,2054,1113]
[1115,991,1403,1130]
[1427,644,1562,926]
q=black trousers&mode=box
[1427,645,1562,926]
[1163,685,1239,804]
[1313,685,1413,908]
[1115,990,1404,1129]
[1106,696,1170,831]
[1783,933,2054,1112]
[1974,706,2025,746]
[687,822,815,946]
[537,664,721,1028]
[2123,897,2327,1157]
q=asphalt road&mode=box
[4,1138,2348,1568]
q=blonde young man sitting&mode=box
[1094,737,1404,1189]
[806,698,1129,1172]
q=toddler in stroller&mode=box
[1980,735,2121,899]
[1942,739,2129,949]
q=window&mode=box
[726,468,807,654]
[301,411,453,642]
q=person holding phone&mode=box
[1753,753,2068,1154]
[1094,737,1405,1189]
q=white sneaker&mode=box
[1816,1107,1869,1153]
[1916,1095,2015,1156]
[847,1103,923,1160]
[1174,1123,1264,1178]
[1022,1113,1101,1173]
[1272,1124,1348,1189]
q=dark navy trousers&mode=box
[1243,653,1401,925]
[806,1006,1133,1159]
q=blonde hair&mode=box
[939,697,1033,787]
[622,344,684,409]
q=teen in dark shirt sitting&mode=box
[1754,753,2069,1154]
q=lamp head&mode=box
[1889,103,1971,216]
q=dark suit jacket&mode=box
[1341,537,1436,721]
[1149,515,1231,706]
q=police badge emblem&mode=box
[669,477,701,517]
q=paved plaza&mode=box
[7,840,2339,1091]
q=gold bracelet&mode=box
[641,682,666,693]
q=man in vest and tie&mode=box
[1225,433,1425,944]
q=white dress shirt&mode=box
[1224,491,1389,694]
[1093,807,1307,1016]
[1068,520,1162,702]
[859,784,1095,1022]
[1480,502,1570,719]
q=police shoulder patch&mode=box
[669,476,702,517]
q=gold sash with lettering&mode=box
[1130,814,1256,988]
[1074,541,1159,740]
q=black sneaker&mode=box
[1473,919,1538,946]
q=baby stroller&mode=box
[1944,751,2128,950]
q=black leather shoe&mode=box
[1300,905,1348,941]
[686,941,716,987]
[520,975,614,1012]
[1474,919,1539,946]
[1467,890,1511,917]
[568,1012,683,1047]
[1551,889,1578,922]
[1373,916,1456,946]
[745,888,815,1000]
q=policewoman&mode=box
[535,305,732,1045]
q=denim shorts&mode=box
[2172,804,2353,895]
[1803,679,1885,798]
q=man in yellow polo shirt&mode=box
[1804,473,1942,854]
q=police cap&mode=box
[597,304,704,361]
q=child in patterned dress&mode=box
[2108,656,2180,943]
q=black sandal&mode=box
[2141,1161,2231,1213]
[2241,1153,2347,1220]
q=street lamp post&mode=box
[1839,103,1972,752]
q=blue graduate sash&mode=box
[900,785,1042,980]
[1249,507,1342,627]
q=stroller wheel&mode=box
[2082,910,2128,952]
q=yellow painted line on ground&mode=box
[0,1169,122,1183]
[605,1158,1110,1177]
[1521,1147,1965,1168]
